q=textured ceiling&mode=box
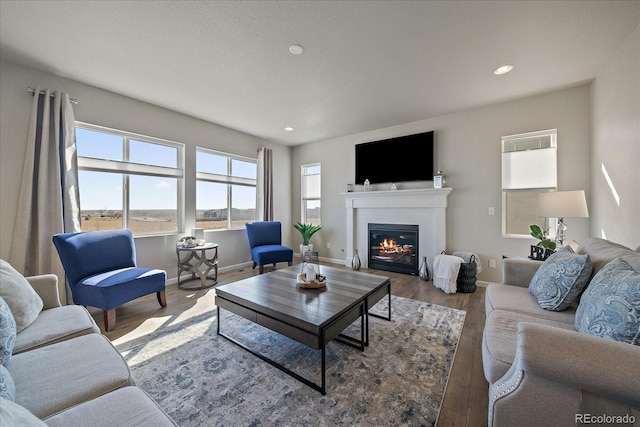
[1,1,638,146]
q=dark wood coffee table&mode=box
[215,264,391,394]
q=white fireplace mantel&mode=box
[341,188,452,269]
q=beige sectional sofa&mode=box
[0,264,177,426]
[483,238,640,426]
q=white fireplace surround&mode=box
[341,188,452,270]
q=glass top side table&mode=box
[176,242,218,290]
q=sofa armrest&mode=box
[25,274,62,309]
[489,323,640,426]
[501,258,541,287]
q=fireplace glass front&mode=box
[368,223,419,275]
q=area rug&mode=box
[116,296,466,426]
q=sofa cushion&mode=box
[0,259,43,332]
[0,397,47,426]
[575,255,640,345]
[13,305,100,355]
[576,237,635,278]
[482,309,575,384]
[8,333,134,418]
[0,297,17,365]
[0,364,16,401]
[43,386,178,427]
[485,284,576,324]
[528,247,592,311]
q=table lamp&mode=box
[539,190,589,247]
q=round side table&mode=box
[176,242,218,290]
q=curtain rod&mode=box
[27,87,78,105]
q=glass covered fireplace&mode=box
[368,223,419,275]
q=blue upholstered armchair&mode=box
[245,221,293,274]
[52,229,167,331]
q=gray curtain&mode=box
[256,146,273,221]
[10,87,81,279]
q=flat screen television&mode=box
[355,131,434,185]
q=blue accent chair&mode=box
[245,221,293,274]
[52,229,167,331]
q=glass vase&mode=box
[419,256,431,281]
[351,249,361,271]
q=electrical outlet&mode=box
[489,259,496,269]
[488,207,495,215]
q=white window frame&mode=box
[75,122,185,235]
[301,163,321,224]
[196,147,257,230]
[501,129,558,238]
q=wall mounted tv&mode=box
[355,130,434,185]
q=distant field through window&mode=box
[196,148,257,230]
[76,123,184,235]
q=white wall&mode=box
[0,60,293,282]
[591,25,640,249]
[292,85,593,283]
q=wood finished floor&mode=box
[97,261,489,426]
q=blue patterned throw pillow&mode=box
[0,364,16,401]
[529,246,593,311]
[0,297,17,366]
[575,256,640,345]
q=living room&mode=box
[0,1,638,426]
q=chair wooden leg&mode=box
[157,290,167,307]
[104,309,116,332]
[259,265,264,274]
[288,261,292,266]
[252,262,257,270]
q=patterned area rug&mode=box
[116,295,465,426]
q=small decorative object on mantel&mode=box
[364,179,371,191]
[390,183,397,191]
[347,184,353,192]
[529,224,556,261]
[351,249,361,271]
[434,169,446,189]
[418,256,431,280]
[297,250,326,288]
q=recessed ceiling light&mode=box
[284,127,294,132]
[289,44,304,55]
[494,64,514,75]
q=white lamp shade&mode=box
[539,190,589,218]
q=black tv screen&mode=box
[355,131,434,185]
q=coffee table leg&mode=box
[335,302,366,351]
[320,344,326,395]
[369,282,392,321]
[217,307,328,395]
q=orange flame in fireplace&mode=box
[379,239,411,254]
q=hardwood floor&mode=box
[96,261,489,426]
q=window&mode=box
[301,163,321,225]
[196,148,257,230]
[75,123,184,235]
[502,129,557,237]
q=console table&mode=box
[176,242,218,290]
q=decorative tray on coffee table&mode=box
[296,273,327,289]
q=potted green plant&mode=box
[529,224,556,260]
[293,222,322,256]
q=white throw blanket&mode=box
[433,254,462,294]
[452,251,482,274]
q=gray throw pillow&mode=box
[0,259,43,332]
[529,246,593,311]
[575,256,640,345]
[0,364,16,401]
[0,297,17,366]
